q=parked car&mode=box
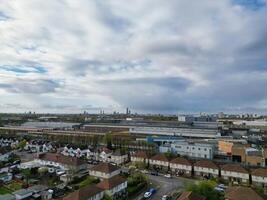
[144,188,156,199]
[150,171,159,176]
[164,174,172,178]
[215,186,224,192]
[217,184,228,189]
[56,169,65,176]
[162,195,171,200]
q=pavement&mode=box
[134,174,196,200]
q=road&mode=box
[135,175,195,200]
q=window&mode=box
[198,148,201,150]
[204,148,207,151]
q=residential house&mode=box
[110,150,128,165]
[0,194,15,200]
[225,186,263,200]
[37,153,87,173]
[0,147,11,162]
[131,151,149,164]
[99,148,113,162]
[149,154,169,171]
[62,146,88,158]
[0,172,12,183]
[170,157,192,177]
[28,185,48,199]
[194,160,219,178]
[13,189,33,200]
[251,168,267,187]
[89,162,121,179]
[63,184,104,200]
[177,191,206,200]
[220,164,250,185]
[97,175,127,198]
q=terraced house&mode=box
[131,151,149,164]
[170,157,192,177]
[149,154,169,171]
[194,160,219,178]
[251,168,267,188]
[221,164,250,185]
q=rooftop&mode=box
[149,154,169,162]
[225,187,263,200]
[90,162,120,173]
[251,168,267,177]
[170,157,191,166]
[177,191,206,200]
[38,153,86,166]
[63,185,104,200]
[194,160,219,169]
[132,151,149,159]
[221,164,248,174]
[97,175,126,190]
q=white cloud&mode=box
[0,0,267,113]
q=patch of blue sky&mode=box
[0,11,11,21]
[0,65,47,74]
[233,0,266,10]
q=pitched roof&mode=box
[170,157,192,166]
[251,168,267,177]
[149,154,169,162]
[132,151,149,159]
[97,175,126,190]
[63,185,104,200]
[112,150,127,156]
[38,153,86,166]
[225,187,263,200]
[194,160,218,169]
[90,162,120,173]
[0,194,15,200]
[177,191,206,200]
[221,164,248,174]
[100,147,113,154]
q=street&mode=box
[134,174,196,200]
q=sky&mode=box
[0,0,267,114]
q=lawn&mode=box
[5,181,23,191]
[0,187,11,195]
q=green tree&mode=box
[18,139,27,150]
[103,194,113,200]
[186,180,223,200]
[21,169,31,185]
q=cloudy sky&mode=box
[0,0,267,114]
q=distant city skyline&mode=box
[1,0,267,113]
